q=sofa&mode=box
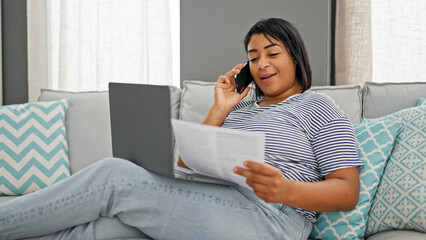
[0,80,425,239]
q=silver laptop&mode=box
[108,82,233,185]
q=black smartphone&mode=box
[235,62,254,94]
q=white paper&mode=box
[171,119,265,188]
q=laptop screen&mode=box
[108,82,174,177]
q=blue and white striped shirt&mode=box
[221,90,363,222]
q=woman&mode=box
[0,18,363,240]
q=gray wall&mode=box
[1,0,28,105]
[181,0,331,86]
[1,0,332,105]
[0,2,2,105]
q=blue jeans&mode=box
[0,158,312,240]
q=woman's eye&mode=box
[269,53,279,57]
[249,58,258,62]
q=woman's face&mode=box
[247,34,301,104]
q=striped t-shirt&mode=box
[221,90,363,222]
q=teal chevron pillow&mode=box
[364,105,426,236]
[0,99,71,195]
[418,97,426,106]
[310,119,401,240]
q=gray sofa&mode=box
[1,80,425,239]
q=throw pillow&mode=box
[418,97,426,106]
[310,119,401,240]
[0,99,71,195]
[364,105,426,236]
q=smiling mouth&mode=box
[260,73,277,81]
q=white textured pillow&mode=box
[364,106,426,235]
[0,99,71,195]
[179,80,256,123]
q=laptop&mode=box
[108,82,233,185]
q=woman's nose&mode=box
[257,59,270,69]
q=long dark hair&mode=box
[244,18,312,99]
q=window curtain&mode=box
[371,0,426,83]
[335,0,372,86]
[27,0,173,102]
[335,0,426,85]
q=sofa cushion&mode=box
[310,120,400,240]
[179,80,256,123]
[0,196,17,205]
[38,87,182,174]
[0,99,71,195]
[363,82,426,119]
[365,230,426,240]
[311,85,362,124]
[38,90,113,174]
[179,80,214,123]
[179,80,362,124]
[364,106,426,235]
[418,97,426,106]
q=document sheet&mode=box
[171,119,265,188]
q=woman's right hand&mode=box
[214,64,251,112]
[201,64,251,126]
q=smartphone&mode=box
[235,62,254,94]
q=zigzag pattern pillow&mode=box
[364,105,426,236]
[0,99,71,195]
[310,119,401,240]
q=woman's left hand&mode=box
[234,161,289,203]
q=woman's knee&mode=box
[90,158,136,176]
[88,158,158,187]
[98,157,129,167]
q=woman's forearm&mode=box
[283,170,360,212]
[235,162,360,212]
[201,104,231,126]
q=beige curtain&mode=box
[335,0,426,85]
[335,0,372,86]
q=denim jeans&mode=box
[0,158,312,240]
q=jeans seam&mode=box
[300,218,312,240]
[278,204,287,217]
[245,198,281,222]
[299,219,307,240]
